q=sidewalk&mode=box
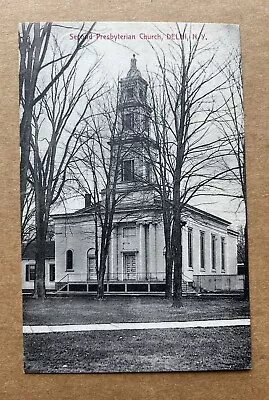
[23,318,250,334]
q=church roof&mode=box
[22,241,55,259]
[126,54,142,79]
[53,201,232,228]
[184,204,232,227]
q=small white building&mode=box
[22,242,55,293]
[52,55,242,295]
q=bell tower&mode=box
[112,54,158,206]
[119,54,151,140]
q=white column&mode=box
[154,223,158,278]
[139,223,145,280]
[111,223,119,281]
[109,227,115,280]
[116,225,123,281]
[149,222,156,280]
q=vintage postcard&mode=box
[20,22,251,373]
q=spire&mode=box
[127,54,142,78]
[131,54,137,68]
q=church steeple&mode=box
[109,55,158,207]
[127,54,142,78]
[119,55,151,138]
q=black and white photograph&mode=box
[19,21,251,373]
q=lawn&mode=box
[24,326,251,373]
[23,295,250,326]
[23,295,251,373]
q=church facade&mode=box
[51,55,242,295]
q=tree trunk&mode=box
[243,221,249,300]
[97,260,106,299]
[97,279,105,299]
[33,177,47,299]
[20,115,32,220]
[97,240,109,299]
[162,213,173,299]
[33,230,46,299]
[165,248,173,299]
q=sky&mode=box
[45,22,245,228]
[53,22,240,85]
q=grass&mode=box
[23,295,250,326]
[24,326,251,373]
[23,295,251,373]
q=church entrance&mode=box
[123,253,137,280]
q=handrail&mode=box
[56,272,166,283]
[57,273,69,283]
[182,272,193,282]
[193,274,244,277]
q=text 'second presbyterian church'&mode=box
[22,55,241,294]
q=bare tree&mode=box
[21,181,36,252]
[28,46,104,299]
[147,24,234,305]
[19,22,96,233]
[69,82,156,299]
[216,53,248,298]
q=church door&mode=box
[123,253,137,280]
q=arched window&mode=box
[87,249,97,280]
[66,250,73,271]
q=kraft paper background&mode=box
[0,1,268,399]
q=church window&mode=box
[139,88,144,100]
[145,161,151,181]
[211,234,217,271]
[221,237,225,272]
[200,231,205,270]
[66,249,74,271]
[49,263,55,282]
[88,250,97,280]
[123,113,134,130]
[127,87,134,99]
[188,228,193,270]
[122,159,135,181]
[145,116,149,131]
[25,264,36,281]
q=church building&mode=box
[51,55,241,295]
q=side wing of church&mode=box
[35,55,243,295]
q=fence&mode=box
[57,272,166,283]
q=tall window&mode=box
[123,113,134,129]
[188,228,193,270]
[25,264,36,281]
[49,263,55,282]
[200,231,205,270]
[88,250,97,280]
[221,237,225,272]
[211,234,217,271]
[145,161,151,181]
[127,87,134,99]
[66,250,73,271]
[144,116,149,131]
[122,159,135,181]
